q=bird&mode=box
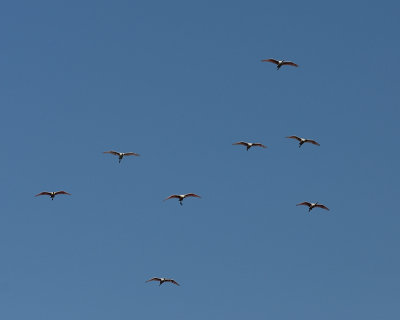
[146,277,180,286]
[35,191,71,200]
[261,58,298,70]
[296,202,330,212]
[233,141,267,151]
[164,193,201,206]
[286,136,320,148]
[103,150,140,163]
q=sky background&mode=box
[0,0,399,319]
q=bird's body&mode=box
[103,150,140,163]
[286,136,320,148]
[233,141,267,151]
[296,201,329,212]
[261,58,298,70]
[35,191,71,200]
[164,193,201,206]
[146,277,180,286]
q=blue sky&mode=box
[1,0,399,319]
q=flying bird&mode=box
[35,191,71,200]
[286,136,320,148]
[146,277,180,286]
[233,141,267,151]
[261,58,298,70]
[296,202,330,212]
[103,150,140,163]
[164,193,201,206]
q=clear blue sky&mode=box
[1,0,399,319]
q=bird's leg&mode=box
[119,157,122,163]
[246,146,250,151]
[179,200,183,206]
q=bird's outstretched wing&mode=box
[305,139,320,146]
[315,204,329,211]
[167,279,180,286]
[261,59,279,65]
[103,151,120,156]
[233,141,249,146]
[296,202,312,207]
[184,193,201,198]
[164,195,180,201]
[35,192,52,197]
[253,143,267,148]
[286,136,302,141]
[55,191,71,196]
[146,277,161,283]
[124,152,140,157]
[281,61,298,67]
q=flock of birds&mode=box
[34,58,329,287]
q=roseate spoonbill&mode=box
[261,58,298,70]
[103,150,140,163]
[146,277,180,286]
[286,136,320,148]
[164,193,201,206]
[35,191,71,200]
[297,202,329,212]
[233,141,267,151]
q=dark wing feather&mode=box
[167,279,180,286]
[146,277,161,283]
[123,152,140,157]
[315,204,329,211]
[253,143,267,148]
[281,61,298,67]
[103,151,120,156]
[296,202,312,207]
[55,191,71,196]
[233,141,249,146]
[261,59,279,65]
[184,193,201,198]
[286,136,302,141]
[35,192,52,197]
[305,139,320,146]
[164,195,180,201]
